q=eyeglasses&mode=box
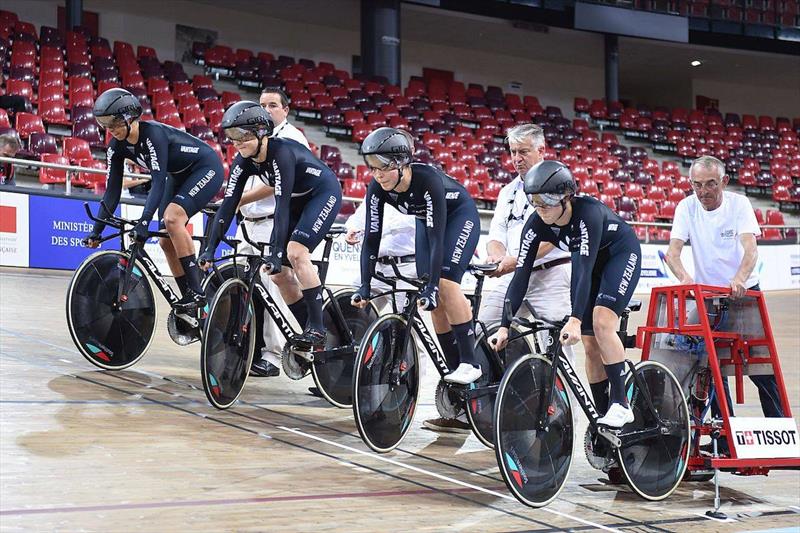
[364,153,398,172]
[527,192,565,209]
[224,127,257,143]
[95,115,126,129]
[691,179,722,191]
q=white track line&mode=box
[278,425,622,532]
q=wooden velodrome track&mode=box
[1,267,798,532]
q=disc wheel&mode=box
[617,361,690,500]
[200,278,256,409]
[352,314,420,453]
[494,354,574,508]
[311,288,379,408]
[467,323,534,448]
[66,251,156,370]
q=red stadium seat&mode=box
[15,112,45,139]
[62,137,93,164]
[39,154,69,185]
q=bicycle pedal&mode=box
[597,426,622,448]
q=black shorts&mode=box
[159,154,224,225]
[284,174,342,252]
[580,237,642,336]
[415,202,480,284]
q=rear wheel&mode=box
[66,251,156,370]
[352,314,420,453]
[467,323,533,448]
[312,288,379,408]
[494,353,574,507]
[617,361,690,500]
[200,278,256,409]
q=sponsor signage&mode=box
[28,196,120,269]
[728,417,800,459]
[0,192,29,267]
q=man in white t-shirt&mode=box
[666,155,783,453]
[239,87,312,377]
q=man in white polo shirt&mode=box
[665,155,783,454]
[239,87,311,377]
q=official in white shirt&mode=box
[665,155,783,456]
[239,87,312,377]
[480,124,572,325]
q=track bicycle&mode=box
[351,262,537,452]
[199,222,379,409]
[66,202,214,370]
[494,306,691,507]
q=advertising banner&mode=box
[0,192,30,267]
[28,196,120,270]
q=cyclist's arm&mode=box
[360,181,385,289]
[421,173,448,288]
[92,142,125,234]
[268,146,297,258]
[203,157,250,254]
[138,127,170,224]
[500,217,541,328]
[569,205,604,321]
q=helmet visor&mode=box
[95,115,127,129]
[363,153,399,171]
[527,192,566,209]
[224,127,257,143]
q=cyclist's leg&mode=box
[170,160,224,298]
[440,205,481,383]
[286,186,341,340]
[593,242,642,426]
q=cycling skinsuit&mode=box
[501,195,641,335]
[95,120,223,232]
[361,163,480,289]
[205,138,342,258]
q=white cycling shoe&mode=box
[444,363,482,385]
[597,402,634,428]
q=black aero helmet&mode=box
[523,160,577,207]
[360,127,413,169]
[221,101,274,141]
[93,88,142,128]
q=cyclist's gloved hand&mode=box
[82,231,102,248]
[351,284,371,305]
[198,250,214,270]
[129,220,150,242]
[418,284,439,311]
[262,254,282,275]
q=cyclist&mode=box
[352,127,482,385]
[84,88,223,320]
[199,101,342,348]
[491,160,642,427]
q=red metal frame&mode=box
[638,284,799,473]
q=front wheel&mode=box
[617,361,690,501]
[312,288,379,408]
[200,278,256,409]
[494,353,574,508]
[66,250,156,370]
[352,314,420,453]
[467,323,534,448]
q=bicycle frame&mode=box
[370,264,505,388]
[209,221,356,358]
[511,311,669,449]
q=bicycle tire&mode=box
[494,353,574,508]
[201,261,245,300]
[352,314,420,453]
[312,288,379,409]
[467,323,534,448]
[617,361,690,501]
[200,278,256,410]
[66,250,156,370]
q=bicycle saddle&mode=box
[467,263,499,276]
[326,225,347,238]
[626,300,642,312]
